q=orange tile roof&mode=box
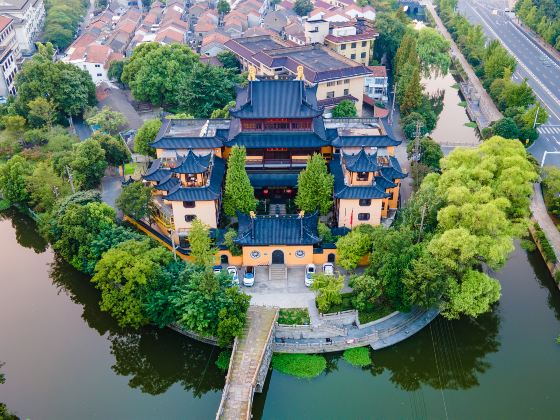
[0,15,13,33]
[201,32,230,46]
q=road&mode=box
[455,0,560,166]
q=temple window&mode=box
[359,199,371,206]
[183,201,195,208]
[184,215,196,222]
[358,213,370,221]
[356,172,368,181]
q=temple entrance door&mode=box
[271,250,285,264]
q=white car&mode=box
[322,262,334,276]
[305,264,316,287]
[243,266,255,287]
[227,266,239,285]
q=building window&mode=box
[343,88,349,95]
[357,172,368,181]
[183,201,195,208]
[326,91,335,98]
[350,53,356,59]
[344,79,350,84]
[351,42,356,48]
[184,215,196,222]
[340,44,346,50]
[96,73,102,77]
[336,80,342,85]
[95,64,101,68]
[359,199,371,206]
[250,250,261,259]
[362,41,367,47]
[360,52,366,59]
[326,81,336,87]
[295,250,305,258]
[358,213,370,221]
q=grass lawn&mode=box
[272,353,326,378]
[215,350,231,371]
[458,101,467,107]
[278,308,310,325]
[343,347,372,367]
[124,162,137,175]
[464,122,478,128]
[358,303,396,324]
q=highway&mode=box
[455,0,560,166]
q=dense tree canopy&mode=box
[332,100,358,118]
[116,182,153,220]
[293,0,313,16]
[134,119,161,157]
[91,132,131,167]
[187,218,217,268]
[0,155,31,204]
[55,138,108,190]
[223,145,256,216]
[86,107,128,135]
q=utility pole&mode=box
[533,105,540,129]
[65,165,75,194]
[389,82,397,126]
[418,204,427,243]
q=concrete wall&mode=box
[242,245,314,266]
[337,198,383,228]
[171,200,218,231]
[275,324,347,339]
[316,76,365,115]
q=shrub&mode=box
[343,347,372,367]
[318,222,334,243]
[311,273,344,313]
[215,350,232,371]
[555,271,560,285]
[534,223,557,263]
[271,353,326,378]
[278,308,310,325]
[520,238,536,252]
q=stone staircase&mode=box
[269,264,287,281]
[269,203,286,216]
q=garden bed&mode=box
[278,308,310,325]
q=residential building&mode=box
[63,43,122,84]
[323,20,378,65]
[0,0,45,53]
[0,15,20,96]
[364,65,388,102]
[142,77,405,266]
[224,35,373,114]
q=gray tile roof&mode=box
[225,131,329,148]
[235,212,321,246]
[171,151,212,174]
[343,149,381,172]
[165,156,226,201]
[330,154,391,200]
[248,171,299,188]
[331,134,401,148]
[150,136,224,149]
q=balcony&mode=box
[245,158,307,169]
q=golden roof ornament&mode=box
[248,65,257,81]
[296,65,304,81]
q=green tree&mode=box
[210,101,236,119]
[223,145,256,216]
[86,106,127,135]
[349,274,383,311]
[519,102,548,129]
[217,0,231,15]
[293,0,313,16]
[15,43,96,119]
[92,239,173,328]
[295,153,334,215]
[91,132,131,167]
[400,65,422,114]
[407,137,443,169]
[116,182,153,220]
[375,13,407,66]
[26,161,71,212]
[0,155,31,203]
[417,27,451,76]
[491,117,520,139]
[483,40,516,83]
[62,138,108,189]
[27,97,57,128]
[2,115,26,139]
[108,59,126,82]
[53,201,116,270]
[500,78,535,109]
[216,287,251,346]
[122,43,199,108]
[178,63,238,118]
[394,33,419,79]
[188,218,217,268]
[134,119,162,157]
[311,272,344,313]
[335,226,374,271]
[332,100,358,118]
[223,227,242,256]
[542,166,560,216]
[217,51,240,72]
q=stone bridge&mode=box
[216,306,278,420]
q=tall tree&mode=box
[295,153,334,215]
[223,145,256,216]
[293,0,313,16]
[91,133,131,167]
[0,155,31,204]
[416,27,451,76]
[27,97,57,128]
[332,100,358,118]
[217,0,231,15]
[134,119,162,157]
[62,138,108,190]
[116,182,153,220]
[399,66,422,115]
[26,161,71,212]
[92,239,173,328]
[86,106,127,135]
[188,218,217,268]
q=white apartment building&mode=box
[364,65,388,102]
[0,15,20,96]
[0,0,46,53]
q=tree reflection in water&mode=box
[526,247,560,321]
[48,253,225,397]
[1,209,47,253]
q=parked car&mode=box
[227,266,239,285]
[322,262,334,276]
[305,264,316,287]
[243,266,255,287]
[213,265,222,275]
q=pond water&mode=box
[1,210,560,419]
[422,72,481,147]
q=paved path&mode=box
[530,183,560,261]
[217,306,278,420]
[426,1,502,124]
